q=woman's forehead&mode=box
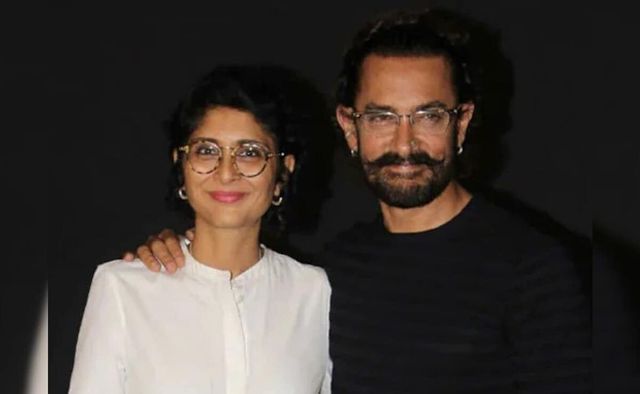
[191,107,275,146]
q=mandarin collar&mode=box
[181,240,268,283]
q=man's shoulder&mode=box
[473,195,590,275]
[471,195,571,246]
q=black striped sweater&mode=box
[319,196,591,393]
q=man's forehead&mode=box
[355,54,456,109]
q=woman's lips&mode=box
[209,191,247,203]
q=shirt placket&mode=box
[219,278,248,394]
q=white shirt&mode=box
[69,243,332,394]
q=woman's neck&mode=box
[190,220,262,279]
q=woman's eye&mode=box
[237,147,265,159]
[195,145,220,156]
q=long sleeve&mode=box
[320,358,332,394]
[508,244,591,393]
[320,271,332,394]
[69,265,126,394]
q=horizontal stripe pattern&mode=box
[320,196,591,393]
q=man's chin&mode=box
[367,174,453,209]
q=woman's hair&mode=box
[166,64,314,232]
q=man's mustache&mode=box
[364,151,444,169]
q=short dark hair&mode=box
[335,9,514,186]
[166,65,309,231]
[336,9,475,108]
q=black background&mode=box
[1,1,637,392]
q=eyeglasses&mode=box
[178,138,284,178]
[350,106,461,138]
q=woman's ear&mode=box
[283,154,296,175]
[172,149,179,164]
[274,154,296,197]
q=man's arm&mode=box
[123,229,192,273]
[509,243,592,393]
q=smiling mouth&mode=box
[385,162,428,172]
[208,191,247,203]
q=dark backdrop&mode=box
[19,0,633,392]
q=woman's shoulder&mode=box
[265,248,329,286]
[91,258,172,286]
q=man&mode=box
[130,9,591,393]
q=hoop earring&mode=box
[457,145,464,155]
[177,186,188,200]
[272,195,283,206]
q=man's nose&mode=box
[391,115,415,155]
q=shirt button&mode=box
[232,284,244,303]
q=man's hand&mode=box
[122,228,193,273]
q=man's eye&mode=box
[417,110,445,123]
[365,113,396,124]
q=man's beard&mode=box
[362,149,455,209]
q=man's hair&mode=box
[335,8,507,184]
[336,9,475,108]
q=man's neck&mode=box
[380,181,472,233]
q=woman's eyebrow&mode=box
[189,137,218,144]
[188,137,269,146]
[236,139,267,145]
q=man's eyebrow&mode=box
[362,100,450,112]
[363,103,396,112]
[414,101,449,111]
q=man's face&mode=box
[337,55,474,208]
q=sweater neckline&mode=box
[372,195,479,241]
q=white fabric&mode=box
[69,242,331,394]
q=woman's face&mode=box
[180,106,294,231]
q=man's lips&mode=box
[385,162,427,172]
[208,191,247,203]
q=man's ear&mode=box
[336,105,359,153]
[456,102,475,147]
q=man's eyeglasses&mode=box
[350,106,461,138]
[178,139,284,178]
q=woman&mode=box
[69,65,332,393]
